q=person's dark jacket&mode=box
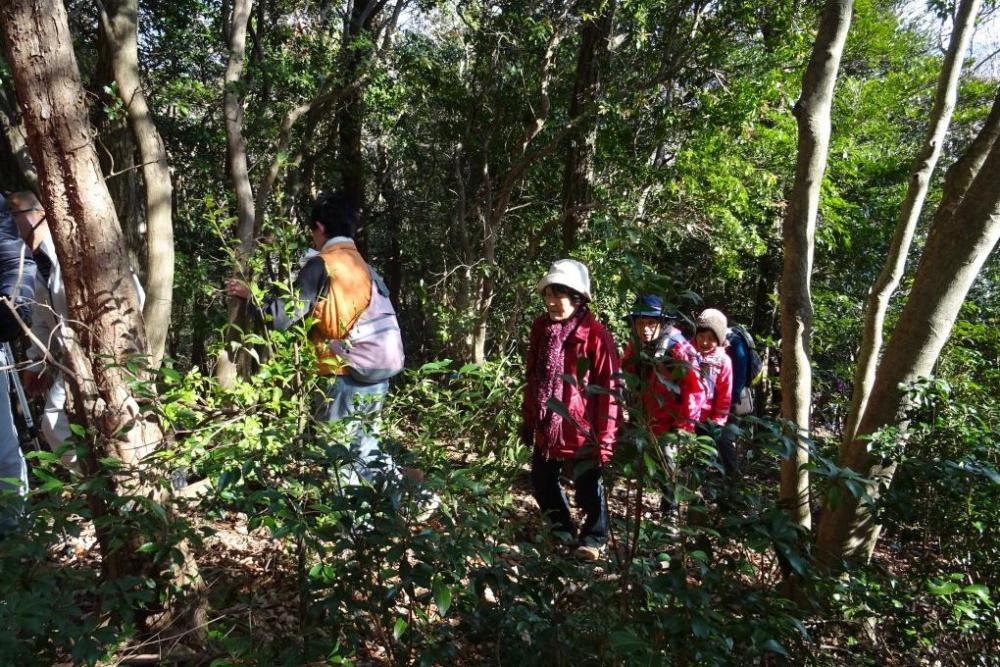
[0,195,36,340]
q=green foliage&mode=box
[1,0,997,663]
[0,441,201,664]
[821,376,999,660]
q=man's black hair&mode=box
[310,191,358,239]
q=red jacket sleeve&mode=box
[710,353,733,425]
[675,344,704,432]
[621,341,636,374]
[589,325,621,464]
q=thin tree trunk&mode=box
[254,0,404,230]
[560,0,614,253]
[751,232,780,414]
[816,122,1000,566]
[94,15,145,283]
[467,14,570,362]
[778,0,853,529]
[99,0,176,369]
[935,86,1000,224]
[375,142,403,305]
[217,0,255,388]
[844,0,980,443]
[338,0,378,252]
[0,0,201,625]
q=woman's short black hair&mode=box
[310,191,358,239]
[546,283,588,306]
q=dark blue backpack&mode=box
[0,195,36,342]
[727,325,763,385]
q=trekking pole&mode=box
[3,341,41,451]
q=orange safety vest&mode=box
[310,242,372,375]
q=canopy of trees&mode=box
[0,0,996,664]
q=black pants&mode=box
[697,423,739,477]
[531,448,608,544]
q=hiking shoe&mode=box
[573,540,604,561]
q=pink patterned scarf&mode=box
[532,306,587,451]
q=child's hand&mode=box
[224,278,250,299]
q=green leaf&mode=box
[433,579,452,617]
[927,580,960,596]
[609,630,646,654]
[392,618,408,640]
[962,584,991,604]
[827,485,842,508]
[760,639,789,657]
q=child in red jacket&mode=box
[622,295,704,437]
[694,309,738,476]
[522,260,620,560]
[622,295,705,531]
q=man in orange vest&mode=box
[225,192,407,488]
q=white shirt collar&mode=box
[320,236,354,251]
[39,235,59,265]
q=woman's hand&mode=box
[224,278,250,299]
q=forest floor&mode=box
[44,441,985,666]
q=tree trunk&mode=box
[751,232,780,414]
[0,0,201,622]
[843,0,980,443]
[216,0,256,388]
[375,142,403,305]
[560,0,614,253]
[94,15,146,282]
[935,86,1000,224]
[816,120,1000,566]
[338,0,375,252]
[778,0,853,529]
[100,0,176,369]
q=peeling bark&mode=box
[844,0,980,443]
[99,0,176,368]
[817,113,1000,566]
[778,0,854,529]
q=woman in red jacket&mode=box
[621,295,704,437]
[521,259,620,560]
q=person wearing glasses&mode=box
[8,191,144,473]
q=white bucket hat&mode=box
[536,259,591,300]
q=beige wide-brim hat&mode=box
[535,259,592,300]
